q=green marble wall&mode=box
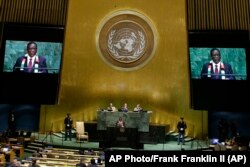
[97,111,151,132]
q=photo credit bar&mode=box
[105,150,250,167]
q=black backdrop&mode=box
[189,30,250,111]
[208,110,250,140]
[0,23,64,104]
[0,104,40,132]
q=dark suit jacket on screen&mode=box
[13,56,48,73]
[200,63,235,80]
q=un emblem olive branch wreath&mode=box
[108,30,119,57]
[133,31,145,57]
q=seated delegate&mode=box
[134,104,143,112]
[107,103,117,112]
[120,103,128,112]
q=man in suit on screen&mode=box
[200,48,235,80]
[13,41,48,73]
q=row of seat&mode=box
[211,144,248,151]
[47,147,104,163]
[44,147,101,156]
[23,148,105,167]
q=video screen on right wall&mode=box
[188,30,250,111]
[189,47,247,80]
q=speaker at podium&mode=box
[99,127,143,149]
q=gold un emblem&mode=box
[97,10,157,71]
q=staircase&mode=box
[165,131,194,143]
[24,140,44,153]
[55,130,77,138]
[53,132,64,138]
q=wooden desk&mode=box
[7,137,31,145]
[0,154,5,164]
[12,146,24,158]
[45,147,100,156]
[1,150,15,163]
[45,147,80,153]
[22,159,78,167]
[27,157,91,166]
[40,152,99,159]
[7,138,17,144]
[209,144,232,150]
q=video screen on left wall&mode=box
[3,40,63,74]
[0,23,64,104]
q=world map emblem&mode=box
[97,11,156,70]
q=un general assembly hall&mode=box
[0,0,250,166]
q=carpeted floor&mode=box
[32,133,210,151]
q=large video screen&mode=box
[188,30,250,111]
[189,47,247,80]
[3,40,62,74]
[0,23,64,104]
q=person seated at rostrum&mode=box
[134,104,143,112]
[107,103,116,112]
[121,103,128,112]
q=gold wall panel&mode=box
[187,0,250,30]
[0,0,68,25]
[40,0,208,139]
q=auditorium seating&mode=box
[18,147,105,166]
[231,145,239,151]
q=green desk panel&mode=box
[97,111,151,132]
